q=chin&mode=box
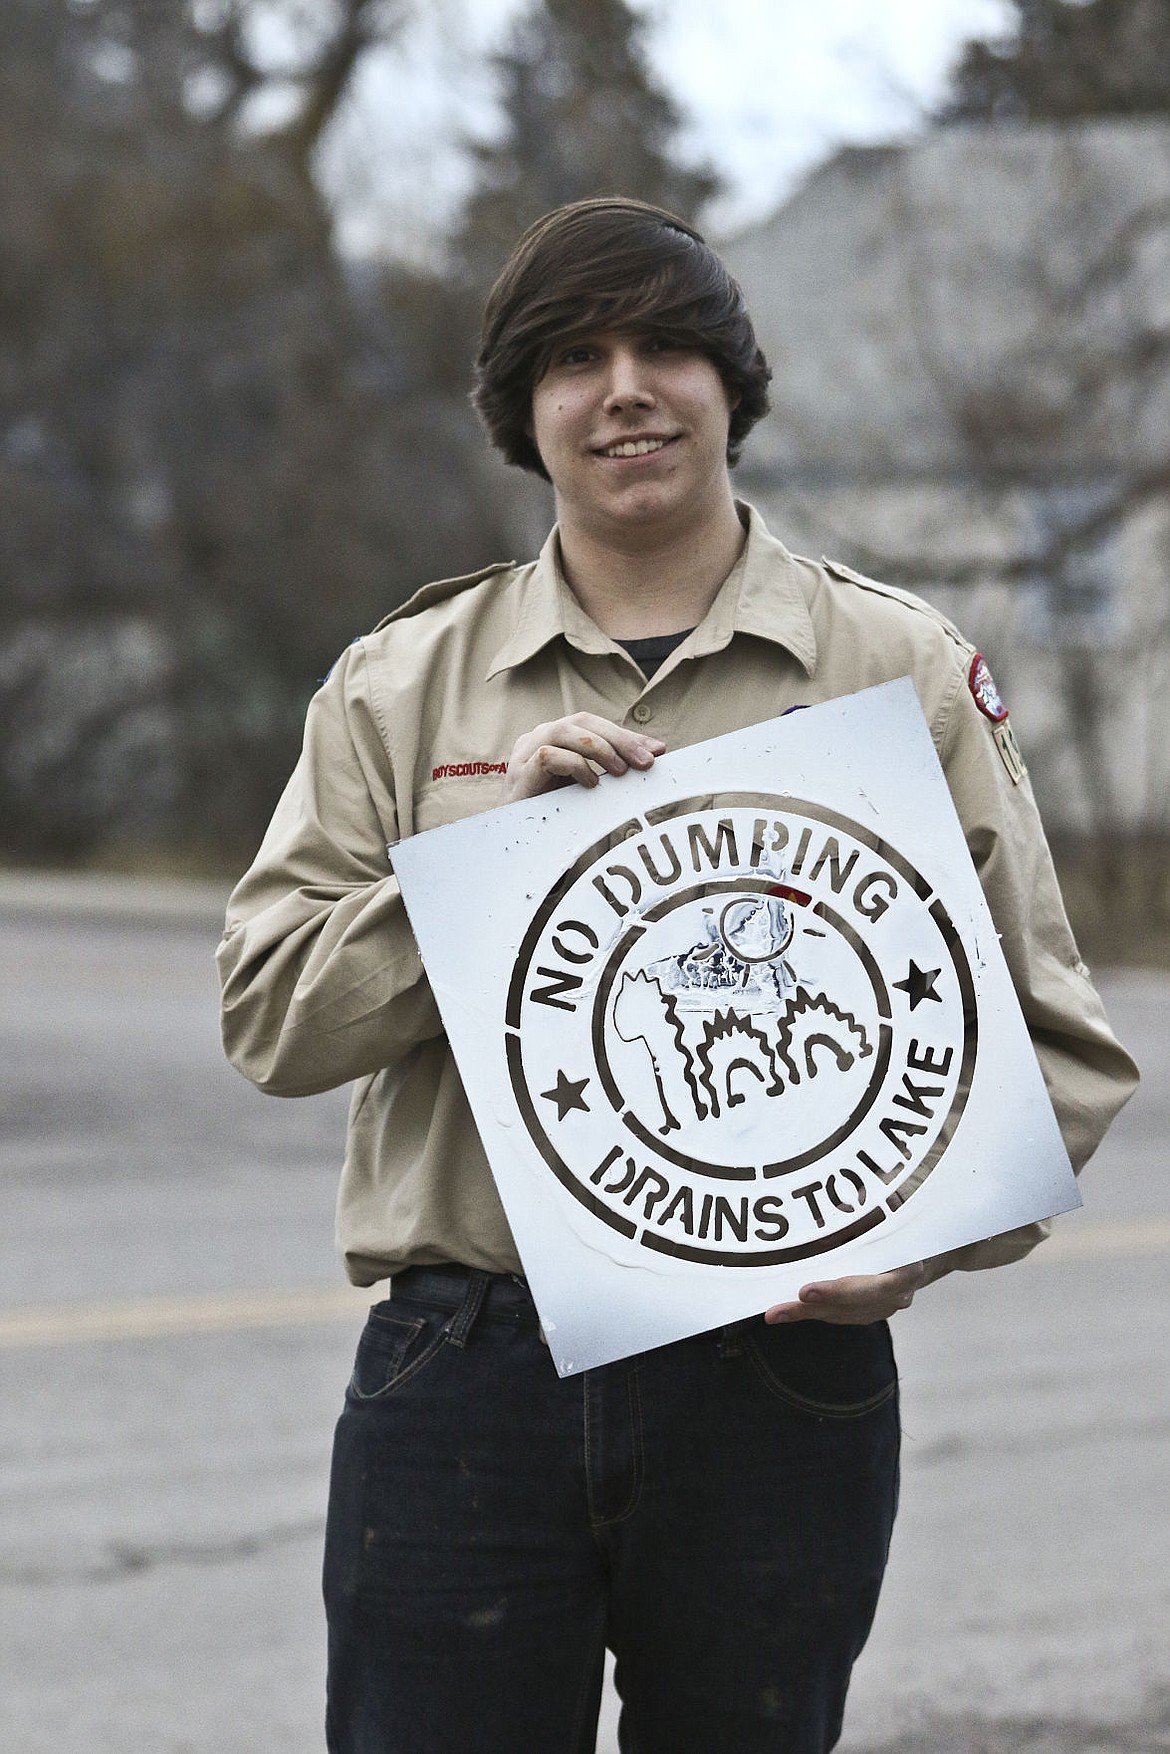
[608,475,689,516]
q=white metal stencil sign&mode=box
[507,796,974,1268]
[391,681,1080,1376]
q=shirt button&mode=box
[632,702,653,724]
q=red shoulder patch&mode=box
[968,654,1009,723]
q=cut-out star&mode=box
[540,1070,590,1121]
[893,961,943,1009]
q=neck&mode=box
[556,494,747,640]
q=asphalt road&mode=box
[1,879,1167,1754]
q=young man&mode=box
[218,198,1137,1753]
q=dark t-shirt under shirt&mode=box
[618,629,694,679]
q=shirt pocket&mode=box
[412,775,507,833]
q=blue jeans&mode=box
[323,1267,899,1753]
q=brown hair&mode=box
[472,197,771,480]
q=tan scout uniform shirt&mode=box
[218,504,1138,1286]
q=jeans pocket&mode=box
[740,1317,897,1419]
[346,1304,445,1402]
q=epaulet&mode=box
[820,557,969,651]
[368,561,516,633]
[823,556,1026,781]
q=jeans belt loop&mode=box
[443,1267,493,1349]
[717,1323,744,1359]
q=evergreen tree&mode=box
[939,0,1170,122]
[454,0,719,294]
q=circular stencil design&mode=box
[506,796,976,1266]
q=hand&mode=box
[764,1262,926,1325]
[502,712,667,803]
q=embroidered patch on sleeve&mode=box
[968,654,1009,723]
[993,720,1028,785]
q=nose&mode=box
[602,345,655,414]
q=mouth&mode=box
[594,434,678,460]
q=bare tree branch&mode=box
[201,2,266,126]
[822,460,1170,591]
[275,0,395,171]
[1069,192,1170,306]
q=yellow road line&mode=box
[1037,1216,1170,1261]
[0,1219,1165,1350]
[0,1285,381,1349]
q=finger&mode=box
[567,730,633,777]
[504,714,669,802]
[763,1299,817,1324]
[800,1265,925,1304]
[559,715,668,770]
[765,1294,898,1325]
[798,1275,882,1306]
[503,749,591,802]
[520,713,665,754]
[531,746,606,788]
[764,1264,925,1325]
[765,1287,882,1322]
[516,723,654,779]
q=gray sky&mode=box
[315,0,1013,261]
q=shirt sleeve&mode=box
[929,658,1139,1274]
[217,641,443,1097]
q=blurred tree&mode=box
[939,0,1170,122]
[0,0,516,861]
[389,0,722,421]
[0,0,726,864]
[454,0,720,299]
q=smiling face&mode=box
[529,330,738,544]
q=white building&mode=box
[722,121,1170,840]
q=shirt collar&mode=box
[485,501,817,681]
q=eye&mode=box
[552,342,596,369]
